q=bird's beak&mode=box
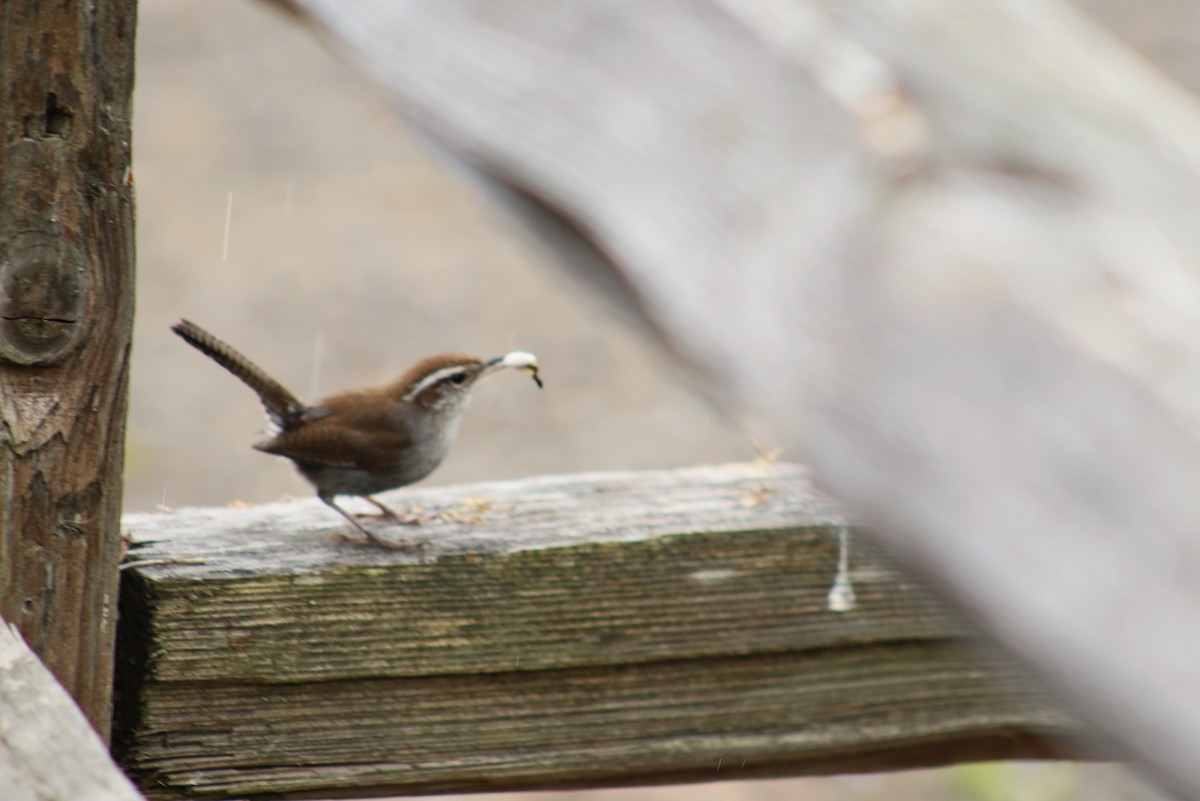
[485,351,543,388]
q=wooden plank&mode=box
[0,0,137,737]
[124,645,1073,799]
[0,621,144,801]
[252,2,1200,797]
[115,465,1083,800]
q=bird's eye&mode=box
[450,372,467,385]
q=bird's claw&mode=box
[333,529,425,551]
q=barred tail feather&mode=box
[172,319,305,429]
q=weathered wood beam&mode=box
[115,465,1083,800]
[0,621,144,801]
[0,0,137,737]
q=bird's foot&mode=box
[322,495,426,549]
[357,497,426,525]
[354,508,426,526]
[333,528,425,551]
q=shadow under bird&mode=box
[171,319,542,549]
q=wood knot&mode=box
[0,230,87,365]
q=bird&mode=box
[171,319,541,548]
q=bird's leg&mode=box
[357,495,425,525]
[319,494,419,550]
[364,496,399,518]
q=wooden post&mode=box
[0,1,137,737]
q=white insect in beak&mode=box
[486,351,543,388]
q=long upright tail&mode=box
[172,319,305,430]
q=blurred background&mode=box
[128,1,1162,799]
[128,0,751,514]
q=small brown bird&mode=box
[172,319,542,548]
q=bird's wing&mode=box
[254,405,410,471]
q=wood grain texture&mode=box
[116,465,1082,799]
[0,0,137,737]
[252,2,1200,797]
[0,622,144,801]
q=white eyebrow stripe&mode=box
[402,365,468,401]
